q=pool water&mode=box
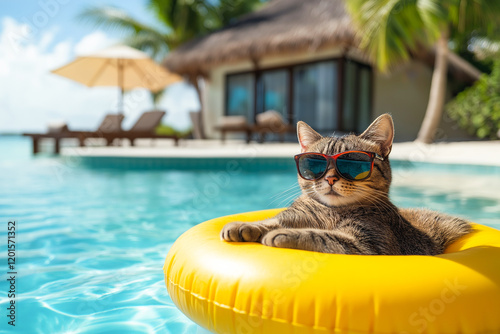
[1,136,499,333]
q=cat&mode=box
[221,114,470,255]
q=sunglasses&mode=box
[294,151,384,181]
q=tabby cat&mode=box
[221,114,470,255]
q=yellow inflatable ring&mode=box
[163,209,500,334]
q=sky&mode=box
[0,0,199,133]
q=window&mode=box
[342,61,357,131]
[294,61,338,132]
[357,66,372,133]
[225,57,372,135]
[342,60,373,133]
[257,70,289,119]
[226,73,254,120]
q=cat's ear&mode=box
[297,121,322,152]
[360,114,394,157]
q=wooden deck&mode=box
[23,131,180,154]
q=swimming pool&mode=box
[1,136,499,333]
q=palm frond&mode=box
[449,0,500,34]
[211,0,264,27]
[79,6,168,38]
[123,33,170,61]
[347,0,500,71]
[347,0,446,71]
[147,0,208,43]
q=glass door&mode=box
[293,61,338,133]
[257,70,289,121]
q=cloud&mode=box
[74,30,115,55]
[0,17,197,133]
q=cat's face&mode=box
[296,114,394,207]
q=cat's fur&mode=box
[221,114,471,255]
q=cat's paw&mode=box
[220,222,263,242]
[261,229,300,249]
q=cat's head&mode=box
[296,114,394,207]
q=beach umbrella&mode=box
[51,44,182,113]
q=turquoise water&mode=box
[1,136,499,333]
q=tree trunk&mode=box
[415,32,449,143]
[190,74,206,139]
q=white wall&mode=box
[203,47,473,141]
[373,62,474,142]
[372,62,432,141]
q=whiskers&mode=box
[266,179,397,214]
[268,182,303,208]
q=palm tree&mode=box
[80,0,264,138]
[346,0,500,143]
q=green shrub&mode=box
[155,124,192,138]
[447,59,500,139]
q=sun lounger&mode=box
[214,116,252,143]
[215,111,293,143]
[24,111,180,154]
[23,114,125,154]
[251,110,294,143]
[85,110,180,146]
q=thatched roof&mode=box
[163,0,356,75]
[163,0,481,83]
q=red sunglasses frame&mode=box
[294,151,384,181]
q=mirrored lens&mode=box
[336,152,372,180]
[298,154,328,180]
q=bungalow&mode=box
[164,0,481,141]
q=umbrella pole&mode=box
[119,87,124,114]
[118,59,124,114]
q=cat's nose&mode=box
[325,175,339,185]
